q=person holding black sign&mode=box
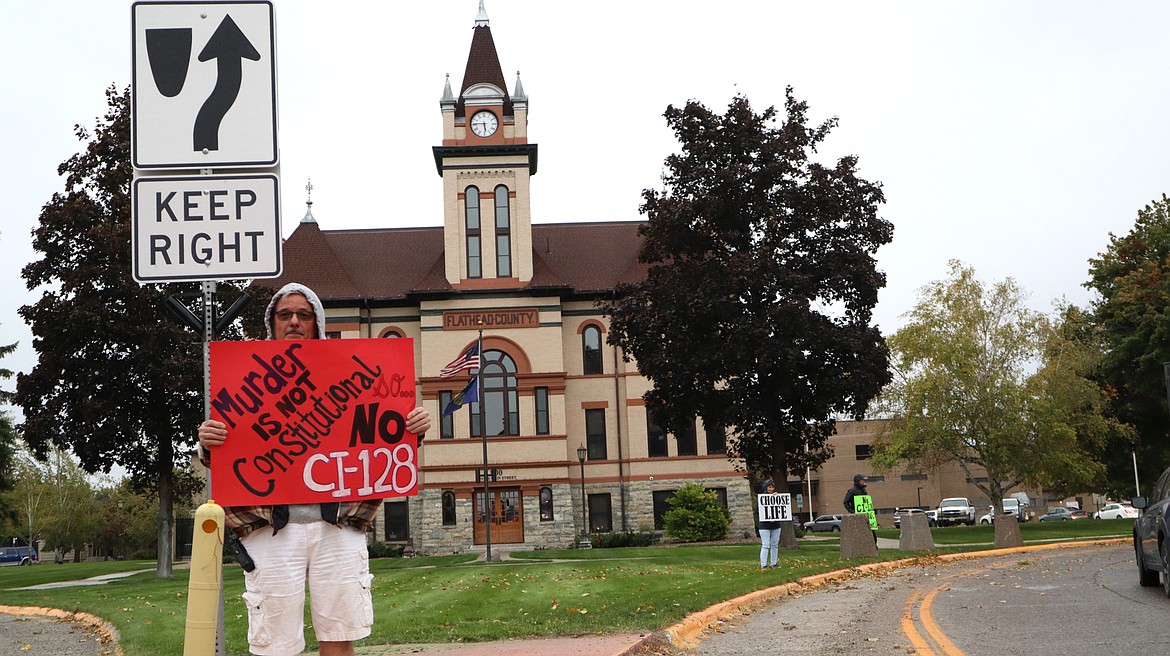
[197,282,430,656]
[757,479,782,569]
[843,473,878,544]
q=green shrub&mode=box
[367,541,405,559]
[589,531,655,549]
[663,483,731,542]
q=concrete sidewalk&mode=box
[303,633,657,656]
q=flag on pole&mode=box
[442,378,478,416]
[440,344,480,379]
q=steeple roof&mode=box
[456,1,512,118]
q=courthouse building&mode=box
[261,5,1024,553]
[264,5,754,554]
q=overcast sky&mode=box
[4,1,1170,419]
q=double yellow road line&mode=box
[902,581,965,656]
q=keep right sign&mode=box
[131,173,282,282]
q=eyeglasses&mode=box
[274,310,315,322]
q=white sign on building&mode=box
[131,174,282,282]
[132,1,278,169]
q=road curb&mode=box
[653,537,1128,650]
[0,604,122,656]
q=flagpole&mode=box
[478,325,491,563]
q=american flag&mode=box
[440,344,480,379]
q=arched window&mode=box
[441,491,456,526]
[495,185,511,277]
[465,186,482,278]
[582,325,603,375]
[539,487,554,521]
[471,349,519,437]
[381,329,402,338]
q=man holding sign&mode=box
[198,283,430,656]
[843,473,878,543]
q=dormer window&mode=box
[462,82,506,105]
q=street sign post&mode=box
[132,1,278,169]
[132,174,282,282]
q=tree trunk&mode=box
[770,419,799,549]
[156,438,174,579]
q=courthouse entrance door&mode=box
[473,488,523,544]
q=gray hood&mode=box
[264,283,328,340]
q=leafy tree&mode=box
[92,478,182,560]
[14,86,261,577]
[39,448,102,562]
[2,452,49,552]
[1085,195,1170,494]
[0,337,19,525]
[602,91,893,546]
[873,261,1130,509]
[662,483,731,542]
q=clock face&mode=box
[470,111,498,137]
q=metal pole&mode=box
[199,280,226,656]
[580,456,587,536]
[1133,451,1141,497]
[478,327,491,563]
[805,467,814,523]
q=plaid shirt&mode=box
[222,501,382,538]
[199,446,381,537]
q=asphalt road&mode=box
[0,612,113,656]
[690,542,1168,656]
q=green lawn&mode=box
[0,521,1133,656]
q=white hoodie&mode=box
[264,283,328,340]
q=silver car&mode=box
[801,515,843,533]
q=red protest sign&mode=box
[208,339,419,505]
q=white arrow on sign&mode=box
[132,1,277,169]
[131,174,282,283]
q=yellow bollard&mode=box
[184,500,225,656]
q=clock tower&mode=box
[434,1,537,287]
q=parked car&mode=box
[1095,502,1139,520]
[925,509,938,525]
[979,498,1032,524]
[979,507,995,525]
[802,515,843,533]
[1133,466,1170,592]
[936,497,976,526]
[893,508,934,528]
[1038,507,1091,522]
[0,546,37,566]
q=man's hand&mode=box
[406,407,431,437]
[198,419,228,449]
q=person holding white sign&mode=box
[198,283,431,656]
[756,479,783,569]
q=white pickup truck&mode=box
[936,497,976,526]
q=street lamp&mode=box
[577,445,590,548]
[917,487,923,509]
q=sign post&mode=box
[132,5,282,654]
